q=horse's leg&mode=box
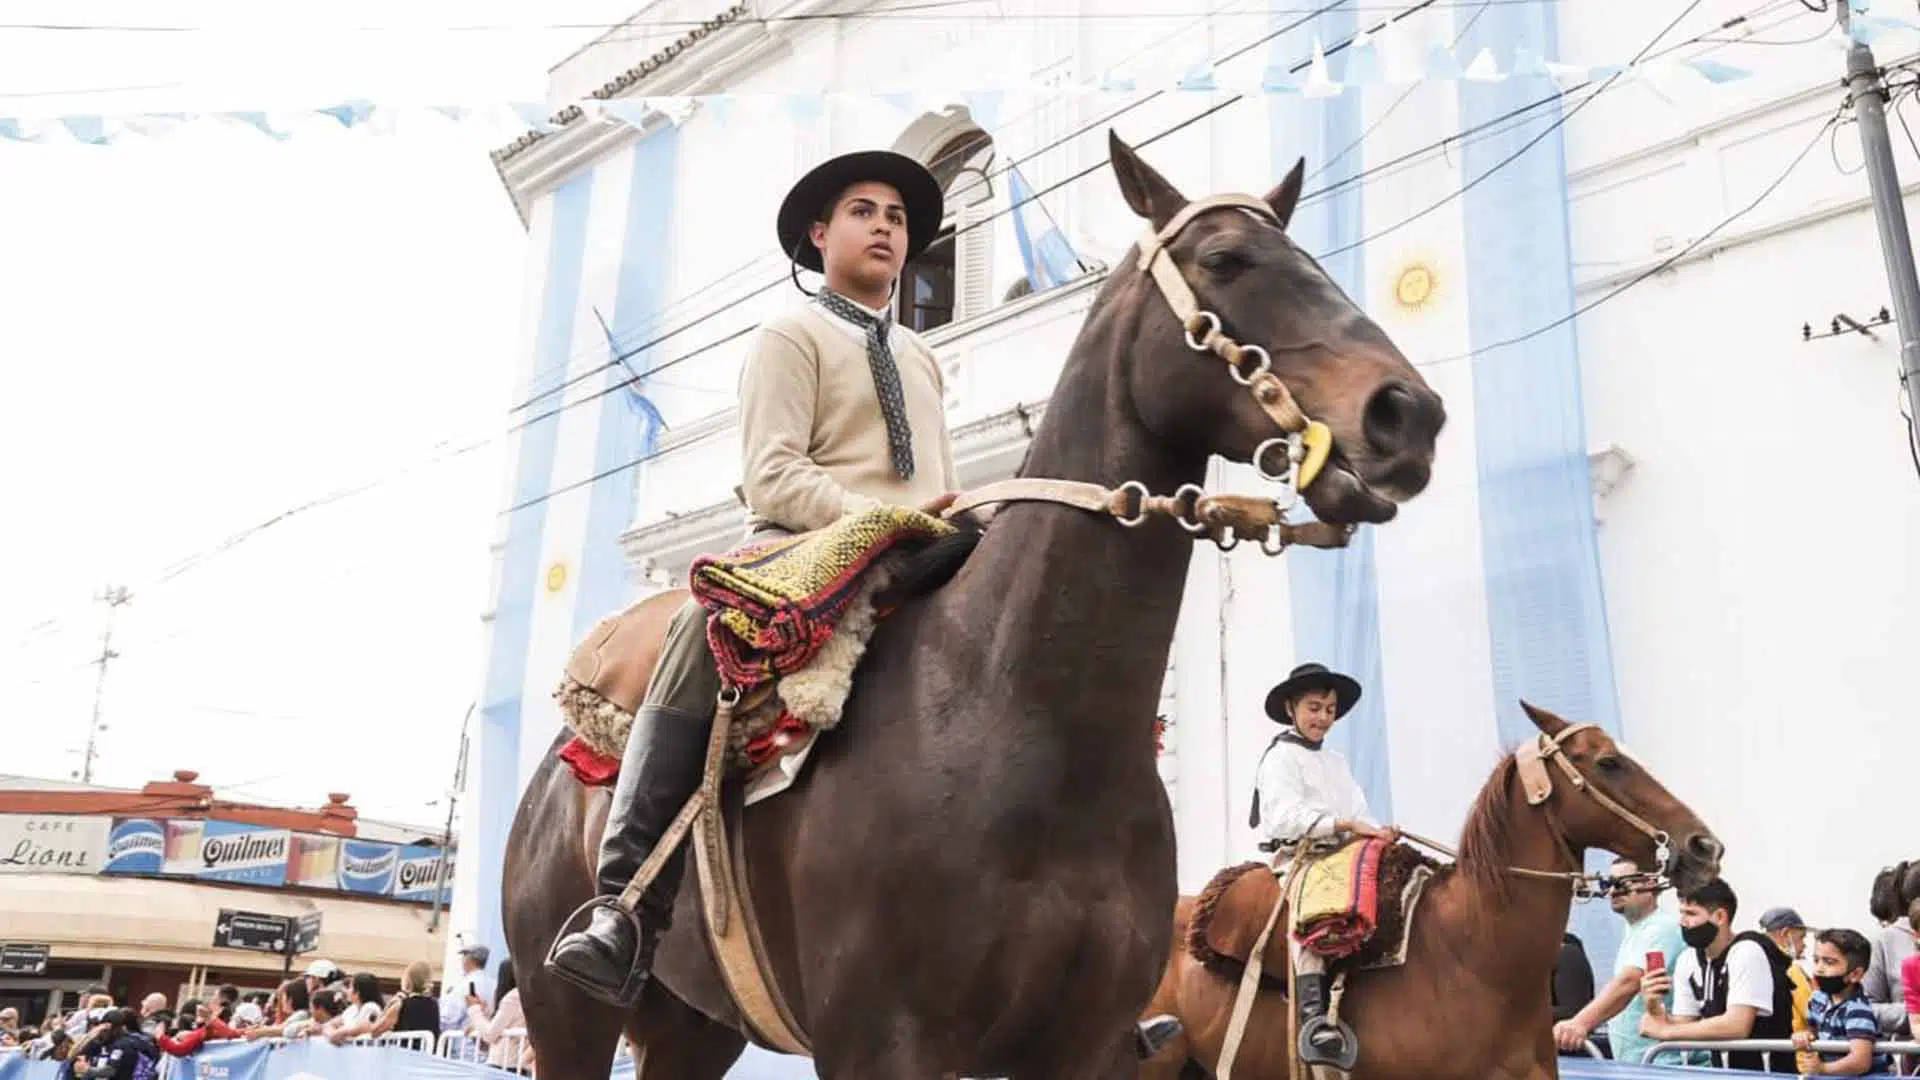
[625,982,747,1080]
[516,964,627,1080]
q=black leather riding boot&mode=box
[545,701,712,1005]
[1296,972,1359,1070]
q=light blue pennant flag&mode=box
[1176,62,1218,91]
[1510,47,1552,79]
[225,112,290,140]
[63,116,108,144]
[1341,39,1383,85]
[510,102,559,132]
[1098,71,1137,93]
[787,94,823,126]
[706,94,734,128]
[1261,64,1302,94]
[961,90,1003,130]
[319,99,374,128]
[0,119,30,141]
[600,100,650,126]
[1683,57,1753,83]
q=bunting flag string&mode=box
[3,20,1913,146]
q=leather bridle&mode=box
[945,195,1356,556]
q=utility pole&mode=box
[1837,1,1920,446]
[81,586,131,783]
[428,703,473,934]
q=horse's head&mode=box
[1517,702,1723,895]
[1105,132,1445,525]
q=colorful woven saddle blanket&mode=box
[554,506,954,791]
[690,505,955,692]
[1186,841,1442,990]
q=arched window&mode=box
[891,107,997,333]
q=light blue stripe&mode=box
[472,170,596,973]
[572,130,681,642]
[1456,1,1624,980]
[1272,10,1394,824]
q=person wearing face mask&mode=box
[1793,928,1892,1076]
[1639,878,1798,1072]
[1249,662,1400,1071]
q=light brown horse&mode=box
[1140,703,1724,1080]
[502,131,1447,1080]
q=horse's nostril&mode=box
[1686,833,1724,863]
[1362,380,1442,456]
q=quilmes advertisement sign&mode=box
[100,815,451,903]
[0,815,110,875]
[391,844,452,905]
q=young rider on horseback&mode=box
[1251,662,1401,1070]
[546,149,960,1006]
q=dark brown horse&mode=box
[1138,703,1724,1080]
[502,131,1446,1080]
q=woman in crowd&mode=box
[324,973,386,1044]
[359,961,442,1045]
[467,962,531,1075]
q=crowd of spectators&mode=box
[0,943,531,1077]
[1549,862,1918,1075]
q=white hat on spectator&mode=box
[232,1003,264,1028]
[304,959,340,980]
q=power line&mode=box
[0,1,1618,36]
[1429,103,1845,365]
[496,0,1804,517]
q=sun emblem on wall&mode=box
[1391,261,1439,312]
[545,561,569,594]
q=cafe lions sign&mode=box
[0,815,110,875]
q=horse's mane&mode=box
[873,518,985,607]
[1456,753,1521,903]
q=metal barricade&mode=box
[1646,1038,1920,1073]
[1580,1039,1603,1060]
[376,1031,437,1053]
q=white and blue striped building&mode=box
[446,0,1920,1064]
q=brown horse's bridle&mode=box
[1399,723,1676,900]
[944,195,1354,556]
[1510,723,1676,898]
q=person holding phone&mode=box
[1553,857,1691,1065]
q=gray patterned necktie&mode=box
[817,289,915,481]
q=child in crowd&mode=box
[1795,928,1892,1076]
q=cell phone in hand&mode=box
[1645,950,1666,973]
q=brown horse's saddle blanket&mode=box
[1186,842,1441,992]
[554,507,950,805]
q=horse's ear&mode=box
[1519,700,1568,737]
[1108,129,1186,231]
[1264,157,1305,229]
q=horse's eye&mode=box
[1199,249,1249,277]
[1596,756,1625,774]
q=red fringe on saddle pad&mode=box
[559,713,816,789]
[559,737,621,788]
[1295,837,1388,959]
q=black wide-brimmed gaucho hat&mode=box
[776,150,944,274]
[1263,662,1362,724]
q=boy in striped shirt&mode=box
[1796,928,1891,1076]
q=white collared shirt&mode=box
[1253,735,1373,846]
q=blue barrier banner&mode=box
[0,1053,64,1080]
[184,1040,271,1080]
[262,1043,514,1080]
[1560,1055,1793,1078]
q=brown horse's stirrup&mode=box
[545,896,652,1006]
[1134,1015,1182,1059]
[1298,1016,1359,1072]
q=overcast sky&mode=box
[0,1,644,826]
